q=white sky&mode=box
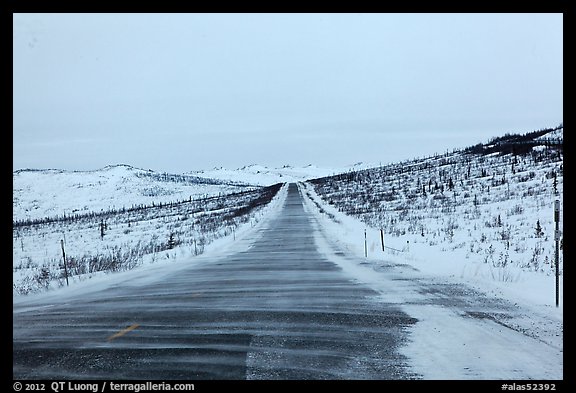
[13,13,563,173]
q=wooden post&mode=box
[364,229,367,258]
[380,229,385,252]
[60,239,69,286]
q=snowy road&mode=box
[13,183,562,380]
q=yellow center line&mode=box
[107,323,140,342]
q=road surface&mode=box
[13,183,562,380]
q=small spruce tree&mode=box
[535,220,543,238]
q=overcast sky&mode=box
[13,13,563,173]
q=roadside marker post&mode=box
[60,239,69,287]
[364,229,367,258]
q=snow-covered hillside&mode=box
[187,163,369,186]
[13,164,255,222]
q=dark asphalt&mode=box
[13,183,418,380]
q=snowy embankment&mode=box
[300,181,562,313]
[13,183,288,297]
